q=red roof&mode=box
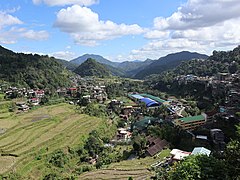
[69,88,77,91]
[31,98,38,101]
[35,90,44,94]
[147,137,168,156]
[205,109,218,116]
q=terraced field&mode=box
[0,103,104,177]
[79,149,171,180]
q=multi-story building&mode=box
[174,113,207,130]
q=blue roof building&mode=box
[140,98,159,107]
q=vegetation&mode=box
[0,103,113,179]
[79,149,171,180]
[74,58,111,77]
[164,155,227,180]
[135,51,208,79]
[0,46,71,90]
[154,123,240,179]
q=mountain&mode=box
[70,54,119,67]
[74,58,111,77]
[56,59,78,71]
[70,54,154,77]
[0,46,71,89]
[117,59,154,77]
[134,51,208,79]
[104,64,126,77]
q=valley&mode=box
[0,45,240,179]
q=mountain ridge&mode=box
[134,51,208,79]
[74,58,111,77]
[0,46,71,89]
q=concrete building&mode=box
[174,113,207,130]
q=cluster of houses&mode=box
[106,88,232,159]
[57,77,108,104]
[2,87,45,112]
[176,72,240,119]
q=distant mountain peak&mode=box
[70,54,119,67]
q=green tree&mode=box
[168,155,227,180]
[224,124,240,179]
[48,150,69,168]
[84,130,104,157]
[132,134,147,156]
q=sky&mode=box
[0,0,240,62]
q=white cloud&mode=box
[54,5,145,46]
[21,30,49,40]
[0,9,49,44]
[0,27,50,44]
[153,0,240,30]
[50,50,75,60]
[133,0,240,60]
[144,30,170,39]
[0,11,22,29]
[32,0,98,6]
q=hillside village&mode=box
[0,46,240,179]
[1,0,240,178]
[1,67,239,176]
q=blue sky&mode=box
[0,0,240,61]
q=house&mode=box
[146,137,168,156]
[67,88,77,97]
[170,149,191,161]
[117,128,132,141]
[217,72,230,81]
[121,106,134,116]
[35,90,45,98]
[56,88,67,96]
[174,113,207,130]
[16,102,29,112]
[210,129,226,151]
[210,129,225,143]
[29,98,39,106]
[132,116,162,131]
[191,147,211,156]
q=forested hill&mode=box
[146,45,240,94]
[74,58,111,77]
[71,54,119,67]
[0,46,71,89]
[172,46,240,76]
[134,51,208,79]
[209,45,240,64]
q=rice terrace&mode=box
[0,103,106,178]
[0,0,240,177]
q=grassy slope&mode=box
[0,103,105,178]
[79,149,170,180]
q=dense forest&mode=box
[134,51,208,79]
[0,46,71,89]
[74,58,111,77]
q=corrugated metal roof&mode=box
[179,115,205,122]
[140,98,159,107]
[131,94,144,99]
[191,147,211,156]
[140,93,166,103]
